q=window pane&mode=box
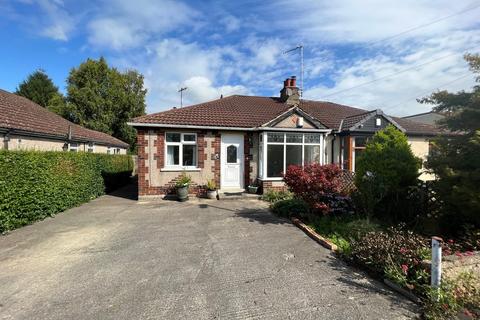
[167,145,180,165]
[304,145,320,164]
[182,145,197,166]
[354,149,364,170]
[227,145,237,163]
[354,136,368,148]
[267,132,284,143]
[304,133,321,144]
[183,134,196,142]
[166,133,181,142]
[286,133,302,143]
[286,145,302,167]
[267,145,284,177]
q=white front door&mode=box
[221,134,244,190]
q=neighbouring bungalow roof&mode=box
[131,94,443,136]
[0,89,129,148]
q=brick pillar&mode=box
[137,129,148,196]
[211,133,221,187]
[197,131,205,168]
[244,133,251,187]
[155,130,165,170]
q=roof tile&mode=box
[0,89,129,148]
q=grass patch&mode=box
[310,216,381,254]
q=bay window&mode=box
[261,132,324,179]
[165,133,197,168]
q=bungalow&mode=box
[129,77,441,199]
[0,89,129,153]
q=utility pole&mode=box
[178,87,188,107]
[284,44,304,96]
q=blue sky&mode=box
[0,0,479,116]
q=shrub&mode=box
[260,189,293,203]
[206,179,216,191]
[354,125,421,222]
[350,225,429,276]
[175,172,191,188]
[423,272,480,320]
[0,150,133,233]
[283,163,344,214]
[270,198,309,218]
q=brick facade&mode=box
[137,128,289,198]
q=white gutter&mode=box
[127,122,331,133]
[127,122,256,131]
[257,127,331,133]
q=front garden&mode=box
[263,125,480,319]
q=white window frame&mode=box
[259,132,324,180]
[164,132,198,169]
[87,142,95,153]
[69,142,79,152]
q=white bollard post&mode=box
[431,236,442,289]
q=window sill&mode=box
[259,177,284,181]
[161,167,201,172]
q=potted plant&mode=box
[247,184,259,194]
[206,179,217,199]
[175,172,191,202]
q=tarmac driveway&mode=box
[0,185,418,320]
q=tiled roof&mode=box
[133,95,292,128]
[0,89,129,148]
[339,110,377,131]
[132,94,441,136]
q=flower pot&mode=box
[206,190,217,199]
[247,186,258,194]
[176,186,189,202]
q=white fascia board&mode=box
[127,122,331,133]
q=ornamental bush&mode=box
[0,150,133,233]
[354,125,421,222]
[283,163,345,214]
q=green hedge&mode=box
[0,150,133,233]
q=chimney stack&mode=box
[280,76,300,105]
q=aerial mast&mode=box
[283,44,304,96]
[178,87,188,107]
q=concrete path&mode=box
[0,185,418,319]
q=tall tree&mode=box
[66,57,147,150]
[15,69,61,108]
[420,54,480,230]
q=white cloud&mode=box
[221,15,241,33]
[183,76,249,103]
[86,0,199,50]
[87,18,144,50]
[268,0,480,44]
[304,31,479,116]
[22,0,75,41]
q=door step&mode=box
[217,191,260,200]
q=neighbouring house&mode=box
[0,89,129,153]
[403,111,446,126]
[129,77,442,199]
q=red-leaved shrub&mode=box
[283,163,343,214]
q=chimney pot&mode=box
[284,79,289,88]
[290,76,297,87]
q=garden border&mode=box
[291,217,338,252]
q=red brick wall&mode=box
[137,128,212,197]
[211,132,221,187]
[259,180,287,193]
